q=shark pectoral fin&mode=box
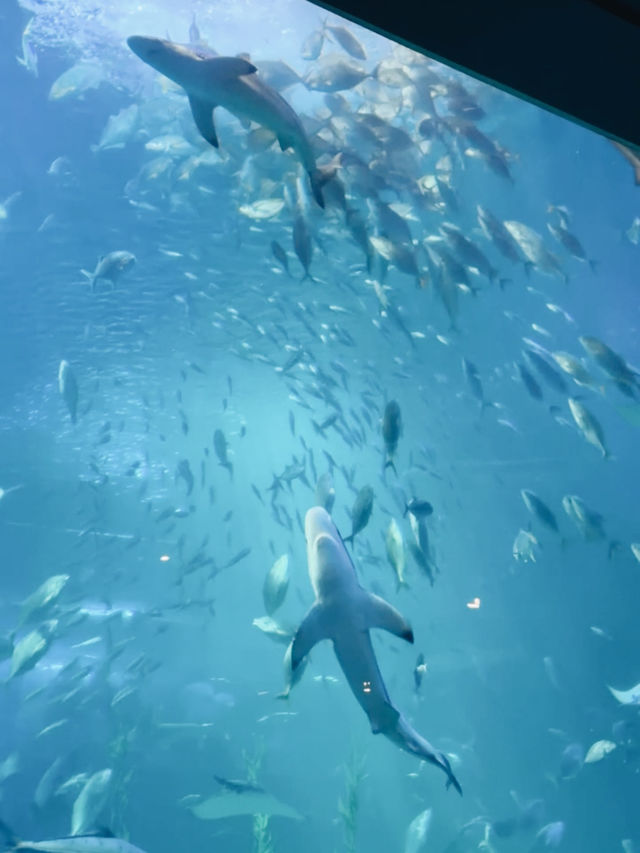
[370,702,400,735]
[364,594,414,643]
[188,96,219,147]
[291,602,328,670]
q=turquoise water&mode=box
[1,1,639,851]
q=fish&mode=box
[290,507,461,794]
[7,620,58,681]
[213,775,265,794]
[0,824,148,853]
[579,335,640,396]
[568,397,610,458]
[382,400,402,473]
[18,574,69,628]
[293,213,314,280]
[176,459,194,495]
[323,24,367,60]
[71,769,112,835]
[187,789,304,821]
[48,61,104,100]
[127,36,325,208]
[270,240,290,275]
[303,54,369,93]
[263,554,289,615]
[385,518,408,590]
[252,615,294,645]
[607,681,640,705]
[58,361,79,425]
[413,652,427,693]
[517,362,543,400]
[561,495,605,541]
[213,429,233,478]
[343,485,374,545]
[404,808,432,853]
[512,529,540,563]
[521,490,559,534]
[80,251,136,292]
[462,358,491,411]
[584,739,616,763]
[403,498,434,519]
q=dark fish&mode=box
[413,652,426,692]
[221,547,251,570]
[521,489,559,533]
[523,348,568,394]
[176,460,194,495]
[293,214,313,281]
[213,429,233,479]
[271,240,290,276]
[517,362,543,400]
[382,400,402,473]
[214,774,265,794]
[404,498,433,519]
[462,358,490,411]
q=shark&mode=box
[127,36,325,208]
[291,506,462,795]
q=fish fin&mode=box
[383,459,397,475]
[188,96,218,147]
[363,593,413,643]
[291,602,329,669]
[370,701,400,734]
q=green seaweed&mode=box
[245,743,275,853]
[337,750,366,853]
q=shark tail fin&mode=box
[80,270,96,291]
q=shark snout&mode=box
[304,506,333,545]
[127,35,164,61]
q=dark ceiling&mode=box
[310,0,640,147]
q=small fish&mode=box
[385,518,408,590]
[568,397,610,458]
[213,775,265,795]
[58,361,79,424]
[413,653,427,693]
[343,485,374,545]
[263,555,289,616]
[403,498,433,519]
[213,429,233,478]
[382,400,402,473]
[521,490,559,534]
[80,251,135,292]
[70,768,112,835]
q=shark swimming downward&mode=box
[291,506,462,795]
[127,35,325,208]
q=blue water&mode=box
[1,1,639,851]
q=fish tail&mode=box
[308,169,325,209]
[80,269,96,291]
[384,459,397,475]
[343,533,354,546]
[439,753,463,796]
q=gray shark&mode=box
[127,36,324,208]
[291,506,462,795]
